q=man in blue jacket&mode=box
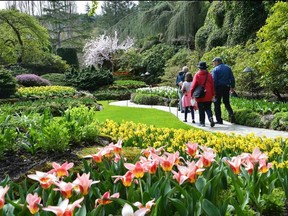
[212,57,235,124]
[176,66,189,113]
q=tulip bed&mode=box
[1,136,288,215]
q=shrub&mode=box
[234,108,261,127]
[131,93,166,105]
[0,69,17,98]
[57,48,79,69]
[16,74,51,87]
[41,73,68,86]
[113,80,146,89]
[65,66,114,91]
[94,89,132,100]
[271,112,288,131]
[5,64,31,76]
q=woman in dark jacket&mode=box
[191,61,215,127]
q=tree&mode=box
[0,9,50,64]
[256,2,288,100]
[83,32,134,71]
[39,1,94,52]
[99,1,136,28]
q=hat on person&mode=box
[212,57,222,62]
[197,61,208,70]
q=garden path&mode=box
[109,100,288,139]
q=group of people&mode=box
[176,57,235,127]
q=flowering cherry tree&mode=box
[83,31,134,69]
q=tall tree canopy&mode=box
[0,9,50,64]
[99,1,137,28]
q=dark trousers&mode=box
[184,106,195,121]
[214,85,234,122]
[197,102,213,124]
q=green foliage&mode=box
[38,117,70,152]
[132,93,166,105]
[81,121,100,143]
[65,66,114,91]
[5,65,31,76]
[271,112,288,131]
[195,1,269,52]
[256,2,288,99]
[117,49,145,76]
[94,89,132,101]
[262,188,285,215]
[57,48,79,69]
[141,43,176,84]
[113,80,146,89]
[41,73,68,86]
[19,53,70,75]
[0,9,50,64]
[0,69,17,98]
[160,66,180,87]
[233,109,261,127]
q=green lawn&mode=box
[96,101,193,130]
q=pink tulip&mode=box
[224,156,242,175]
[73,172,99,196]
[42,197,84,216]
[133,199,155,214]
[48,161,74,178]
[124,161,146,178]
[53,181,75,199]
[28,171,58,189]
[259,159,272,173]
[95,191,120,208]
[171,170,188,185]
[157,152,178,172]
[109,139,123,154]
[242,159,254,175]
[112,171,134,187]
[186,142,198,157]
[0,185,9,209]
[84,150,103,163]
[26,193,41,214]
[196,147,216,167]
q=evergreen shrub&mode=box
[65,66,113,91]
[0,69,17,98]
[41,73,68,86]
[57,48,79,69]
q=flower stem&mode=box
[139,178,143,203]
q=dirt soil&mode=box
[0,136,113,182]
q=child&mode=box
[181,72,196,123]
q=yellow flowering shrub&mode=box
[16,86,76,98]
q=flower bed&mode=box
[1,140,287,215]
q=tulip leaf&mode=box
[202,199,221,216]
[196,176,206,193]
[231,198,245,215]
[75,205,87,216]
[169,198,188,216]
